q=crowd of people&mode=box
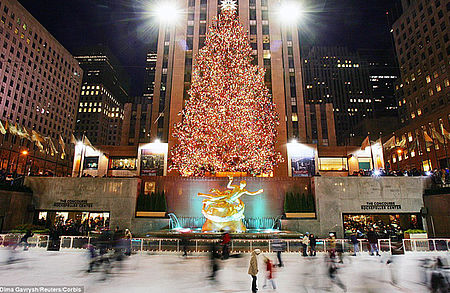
[348,167,450,183]
[37,214,110,236]
[343,216,410,241]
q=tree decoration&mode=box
[170,4,282,176]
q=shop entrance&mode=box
[343,213,423,240]
[34,211,110,235]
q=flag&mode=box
[431,128,444,144]
[407,137,417,153]
[0,121,6,135]
[45,137,58,156]
[396,137,407,148]
[423,130,433,145]
[70,133,78,144]
[383,136,396,149]
[441,125,450,141]
[8,122,18,135]
[83,135,94,148]
[31,130,45,152]
[361,136,370,150]
[59,135,66,159]
[16,124,30,140]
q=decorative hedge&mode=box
[284,192,315,213]
[136,191,167,212]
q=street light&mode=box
[396,149,402,171]
[154,1,181,24]
[278,1,304,24]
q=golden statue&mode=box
[198,176,263,232]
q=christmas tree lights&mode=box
[170,3,282,176]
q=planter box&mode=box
[136,211,166,218]
[404,232,428,239]
[285,212,316,219]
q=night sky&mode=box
[18,0,402,97]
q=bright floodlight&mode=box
[155,1,180,23]
[278,1,303,24]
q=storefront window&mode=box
[110,157,137,170]
[318,157,348,171]
[35,211,110,235]
[343,213,423,240]
[83,156,99,170]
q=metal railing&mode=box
[403,238,450,252]
[1,234,449,254]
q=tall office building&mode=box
[74,46,129,146]
[385,0,450,170]
[149,0,337,175]
[121,96,153,146]
[302,46,375,145]
[0,0,82,175]
[358,49,399,118]
[143,52,157,101]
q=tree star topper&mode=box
[221,0,237,12]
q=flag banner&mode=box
[70,133,78,144]
[407,138,417,153]
[31,130,45,152]
[0,121,6,135]
[8,122,18,135]
[441,125,450,141]
[45,137,58,156]
[383,136,396,149]
[396,138,406,148]
[423,130,434,145]
[83,135,94,148]
[431,128,444,144]
[361,136,369,150]
[17,124,31,140]
[59,135,66,159]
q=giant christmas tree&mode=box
[171,0,282,176]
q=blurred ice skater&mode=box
[262,256,276,290]
[248,248,261,293]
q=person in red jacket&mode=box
[263,256,277,289]
[221,232,231,259]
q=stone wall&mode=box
[0,190,33,232]
[313,176,429,237]
[423,193,450,237]
[25,177,140,231]
[145,176,312,218]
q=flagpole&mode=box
[423,128,432,171]
[78,133,86,177]
[379,132,386,170]
[368,133,375,170]
[440,124,449,168]
[429,127,440,170]
[414,131,422,173]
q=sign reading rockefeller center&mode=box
[53,199,94,208]
[360,201,402,210]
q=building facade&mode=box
[0,0,83,176]
[358,49,399,118]
[148,0,339,176]
[385,0,450,171]
[121,96,153,146]
[74,46,129,146]
[302,46,375,145]
[143,52,157,101]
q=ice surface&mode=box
[0,248,448,292]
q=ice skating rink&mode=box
[0,249,448,292]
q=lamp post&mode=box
[396,149,402,171]
[13,149,28,176]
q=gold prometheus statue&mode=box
[198,176,263,232]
